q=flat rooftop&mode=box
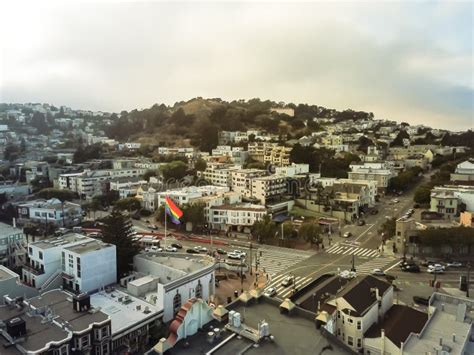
[136,253,215,282]
[30,233,90,250]
[63,239,114,254]
[27,289,109,333]
[403,293,474,355]
[0,266,17,281]
[164,301,346,355]
[90,289,162,334]
[0,223,23,237]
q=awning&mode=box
[272,214,289,223]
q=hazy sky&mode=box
[1,1,473,130]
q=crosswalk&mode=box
[256,247,315,276]
[325,243,379,258]
[354,256,398,274]
[264,274,314,299]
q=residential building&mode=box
[230,169,267,198]
[189,191,242,226]
[197,163,242,187]
[430,185,474,213]
[22,233,116,293]
[156,147,196,158]
[0,222,27,268]
[16,198,82,227]
[430,190,459,219]
[247,142,278,162]
[217,131,248,145]
[263,145,291,166]
[0,291,112,355]
[450,160,474,183]
[109,177,148,199]
[316,275,394,352]
[156,185,230,208]
[402,293,474,355]
[124,252,215,322]
[250,175,288,204]
[209,203,267,232]
[348,162,397,191]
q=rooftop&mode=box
[0,266,17,281]
[403,293,474,355]
[63,239,114,254]
[365,305,428,347]
[0,223,23,237]
[211,203,266,212]
[90,289,162,334]
[30,233,90,250]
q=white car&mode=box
[233,250,246,257]
[149,246,163,252]
[264,287,277,297]
[228,252,243,260]
[165,246,177,252]
[427,266,444,274]
[194,246,208,253]
[371,268,385,276]
[281,277,293,287]
[446,261,463,268]
[428,264,445,270]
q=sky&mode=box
[0,0,473,130]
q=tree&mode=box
[279,221,297,239]
[101,210,140,278]
[114,197,141,213]
[379,217,396,239]
[391,130,410,147]
[298,222,322,244]
[31,112,50,134]
[36,188,77,201]
[73,144,103,164]
[252,215,277,243]
[143,170,158,182]
[181,203,205,230]
[414,183,433,204]
[4,143,21,162]
[160,161,188,181]
[194,159,207,172]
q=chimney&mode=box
[12,218,16,228]
[439,337,442,346]
[452,333,456,342]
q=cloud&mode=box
[0,1,472,130]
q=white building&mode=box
[197,163,242,187]
[23,233,116,293]
[430,185,474,212]
[230,169,267,198]
[0,222,27,268]
[209,203,267,231]
[451,160,474,183]
[156,185,230,208]
[348,162,397,191]
[250,175,288,204]
[123,253,215,322]
[16,199,82,227]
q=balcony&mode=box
[23,263,45,276]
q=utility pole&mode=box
[249,242,253,276]
[467,262,471,298]
[351,254,356,272]
[240,258,244,293]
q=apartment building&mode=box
[348,162,397,191]
[189,191,242,226]
[217,131,248,145]
[0,222,27,268]
[230,169,267,199]
[22,233,116,293]
[156,147,196,158]
[211,145,249,165]
[263,145,291,166]
[251,175,288,204]
[156,185,230,208]
[430,185,474,213]
[430,190,459,219]
[197,163,242,187]
[16,198,82,226]
[109,177,148,199]
[248,142,278,162]
[209,203,267,231]
[58,168,146,198]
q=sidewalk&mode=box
[214,267,268,305]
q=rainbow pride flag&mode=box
[165,196,183,225]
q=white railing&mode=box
[40,270,62,292]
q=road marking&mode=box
[355,224,376,242]
[342,247,354,255]
[384,260,401,272]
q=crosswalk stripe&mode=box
[326,245,340,253]
[342,247,354,255]
[353,249,366,256]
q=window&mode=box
[101,326,109,338]
[357,321,361,330]
[173,292,182,316]
[195,281,203,299]
[29,247,32,255]
[102,342,109,354]
[347,336,353,346]
[337,310,340,319]
[348,318,353,324]
[357,338,362,348]
[38,251,43,260]
[81,335,90,348]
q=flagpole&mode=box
[164,204,167,249]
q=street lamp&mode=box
[467,262,471,298]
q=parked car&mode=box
[149,246,163,252]
[413,296,430,306]
[171,243,183,249]
[233,250,246,257]
[216,248,227,255]
[421,260,437,267]
[264,287,277,297]
[149,224,158,230]
[371,268,385,276]
[165,246,177,252]
[281,276,293,287]
[446,261,463,268]
[186,248,200,254]
[342,232,352,238]
[228,252,243,260]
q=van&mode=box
[72,226,82,233]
